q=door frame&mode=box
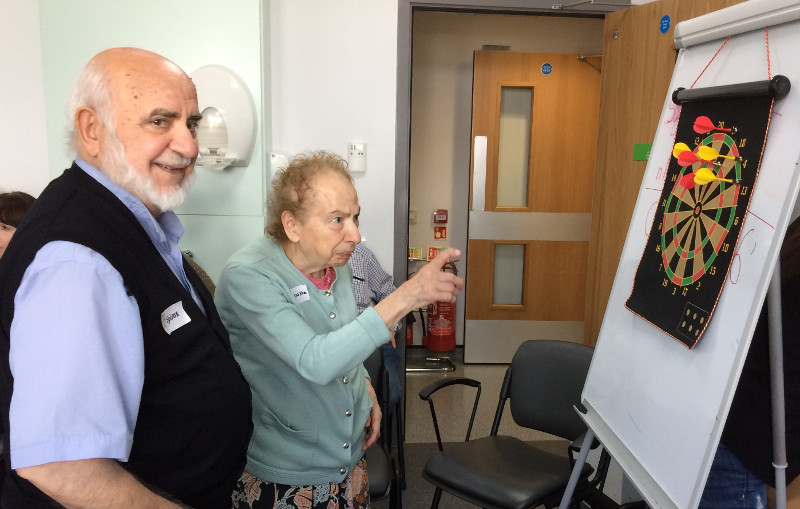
[392,0,629,289]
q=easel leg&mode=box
[559,429,595,509]
[768,267,788,509]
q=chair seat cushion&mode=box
[423,435,592,509]
[365,446,391,500]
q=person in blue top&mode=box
[217,150,463,509]
[0,47,252,509]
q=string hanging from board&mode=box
[690,36,730,89]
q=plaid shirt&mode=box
[350,243,401,331]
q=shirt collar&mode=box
[156,209,185,246]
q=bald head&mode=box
[96,47,185,76]
[92,47,191,108]
[69,47,201,216]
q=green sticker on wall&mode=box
[633,143,652,161]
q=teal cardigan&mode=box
[215,237,391,485]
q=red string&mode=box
[690,29,772,88]
[765,27,771,79]
[690,36,730,89]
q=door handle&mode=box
[472,136,487,211]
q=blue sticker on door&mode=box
[659,15,671,34]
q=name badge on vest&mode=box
[161,301,191,335]
[291,284,310,304]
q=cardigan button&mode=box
[342,376,350,384]
[345,410,352,416]
[339,468,347,475]
[329,312,336,319]
[343,442,350,449]
[324,290,332,296]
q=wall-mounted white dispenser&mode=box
[190,65,257,171]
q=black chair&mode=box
[363,347,404,509]
[418,339,610,509]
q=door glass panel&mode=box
[492,243,524,305]
[497,86,532,207]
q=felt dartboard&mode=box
[625,93,775,349]
[661,131,741,287]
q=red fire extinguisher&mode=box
[405,310,416,346]
[423,261,458,351]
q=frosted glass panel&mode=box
[497,87,532,207]
[493,244,525,305]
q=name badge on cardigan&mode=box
[161,301,191,335]
[291,284,310,304]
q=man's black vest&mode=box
[0,165,252,508]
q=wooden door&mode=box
[465,50,600,363]
[583,0,747,347]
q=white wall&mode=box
[268,1,399,270]
[0,0,49,195]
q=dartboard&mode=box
[661,132,742,286]
[626,94,774,349]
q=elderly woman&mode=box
[0,191,36,259]
[217,151,463,509]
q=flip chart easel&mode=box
[561,1,800,508]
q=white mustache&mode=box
[154,153,193,169]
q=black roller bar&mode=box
[672,75,791,104]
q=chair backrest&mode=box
[507,340,593,441]
[362,348,389,445]
[363,348,385,402]
[182,253,216,296]
[362,347,403,507]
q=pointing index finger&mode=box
[428,248,461,270]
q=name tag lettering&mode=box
[291,284,310,304]
[161,301,191,335]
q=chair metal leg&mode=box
[396,407,407,490]
[390,476,402,509]
[431,487,443,509]
[390,458,402,509]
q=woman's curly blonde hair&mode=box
[266,150,352,242]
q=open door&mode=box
[465,50,600,363]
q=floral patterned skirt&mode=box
[231,457,370,509]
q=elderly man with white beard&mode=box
[0,48,252,509]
